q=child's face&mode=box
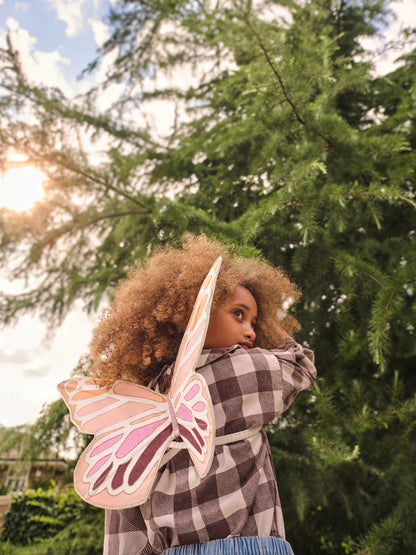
[204,286,257,349]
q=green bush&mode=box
[0,485,104,550]
[0,520,104,554]
[0,521,103,554]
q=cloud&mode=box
[88,18,110,48]
[15,2,29,11]
[22,366,51,378]
[5,16,19,31]
[1,308,94,427]
[391,0,416,26]
[5,18,73,96]
[359,0,416,75]
[0,349,32,364]
[46,0,99,37]
[0,376,51,427]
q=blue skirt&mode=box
[162,536,294,555]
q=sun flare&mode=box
[0,166,47,212]
[0,166,46,212]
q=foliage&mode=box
[1,0,416,552]
[0,403,74,465]
[0,485,103,551]
[0,519,103,555]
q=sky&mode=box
[0,0,416,429]
[0,0,115,429]
[0,0,114,95]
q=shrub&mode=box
[0,485,103,549]
[0,519,104,554]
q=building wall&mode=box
[0,495,12,531]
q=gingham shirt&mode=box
[104,340,316,555]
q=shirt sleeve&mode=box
[271,339,317,413]
[103,507,154,555]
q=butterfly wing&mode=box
[169,257,222,477]
[170,256,223,395]
[171,373,215,477]
[58,377,174,508]
[57,257,223,505]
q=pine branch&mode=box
[4,33,154,148]
[242,13,305,126]
[242,11,332,147]
[329,256,386,289]
[0,131,153,211]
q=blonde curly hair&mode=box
[90,235,300,385]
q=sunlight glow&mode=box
[0,166,47,212]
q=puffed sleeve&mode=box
[207,340,317,431]
[271,339,317,413]
[104,507,154,555]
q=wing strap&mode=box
[160,426,262,467]
[164,395,180,438]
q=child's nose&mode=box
[245,324,256,341]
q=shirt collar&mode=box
[196,345,241,368]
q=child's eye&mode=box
[233,309,243,320]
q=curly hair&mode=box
[90,235,300,385]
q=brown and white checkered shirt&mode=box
[104,340,316,555]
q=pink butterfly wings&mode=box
[58,379,173,508]
[171,257,222,394]
[57,257,222,508]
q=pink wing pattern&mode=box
[58,257,222,509]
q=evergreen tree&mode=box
[1,1,415,553]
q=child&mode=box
[90,235,316,555]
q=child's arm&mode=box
[104,507,154,555]
[215,340,316,425]
[272,339,317,413]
